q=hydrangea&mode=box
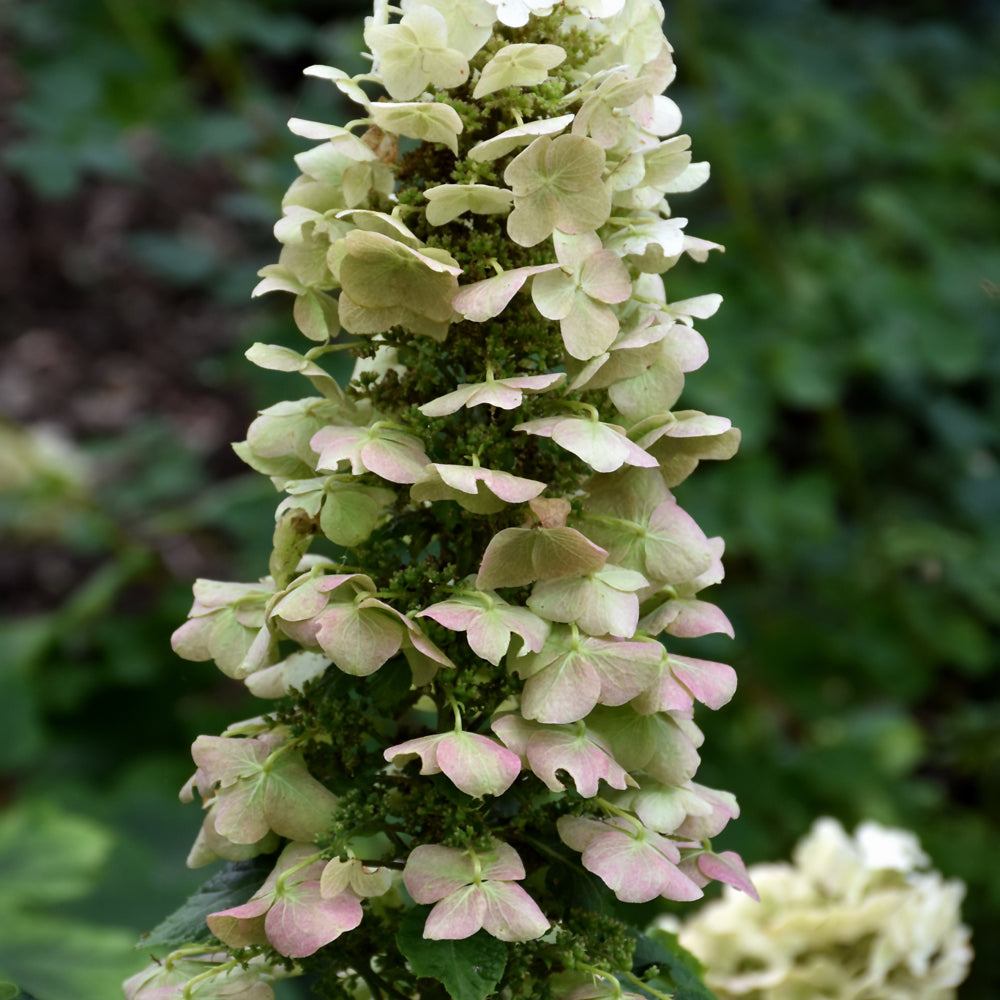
[139,0,748,996]
[666,818,973,1000]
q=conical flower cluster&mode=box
[130,1,751,997]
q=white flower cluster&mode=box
[667,818,972,1000]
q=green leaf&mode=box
[366,657,413,713]
[397,906,507,1000]
[141,855,276,949]
[636,928,717,1000]
[0,982,18,1000]
[542,844,615,917]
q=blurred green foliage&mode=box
[0,0,997,996]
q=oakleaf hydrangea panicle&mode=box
[132,0,750,996]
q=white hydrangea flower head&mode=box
[668,818,973,1000]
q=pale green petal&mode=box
[452,263,559,321]
[369,101,464,155]
[365,7,469,100]
[473,43,566,99]
[304,65,372,109]
[338,230,460,324]
[424,183,514,225]
[504,134,611,247]
[468,114,574,162]
[407,0,496,59]
[335,208,421,247]
[287,118,353,141]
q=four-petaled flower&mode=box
[364,6,469,100]
[403,841,550,941]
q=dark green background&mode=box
[1,0,996,996]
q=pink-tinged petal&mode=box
[421,381,522,415]
[559,298,620,361]
[191,735,267,788]
[452,264,560,322]
[528,574,641,639]
[436,731,521,797]
[556,815,609,852]
[213,780,273,845]
[593,641,661,705]
[674,783,740,840]
[170,618,212,661]
[642,597,734,639]
[523,725,631,797]
[490,714,532,759]
[669,598,734,638]
[435,464,546,504]
[270,574,359,622]
[424,884,487,939]
[668,653,737,710]
[360,435,430,484]
[419,602,480,631]
[475,528,537,589]
[311,426,367,475]
[383,733,444,774]
[480,882,550,941]
[207,895,271,949]
[265,881,363,957]
[498,604,550,656]
[315,603,404,676]
[418,372,564,416]
[466,613,516,665]
[476,526,607,590]
[477,841,527,882]
[519,650,602,725]
[531,528,610,581]
[402,618,456,668]
[579,250,632,305]
[404,844,475,903]
[696,850,759,900]
[582,830,702,904]
[623,781,712,833]
[551,418,657,474]
[631,658,693,715]
[419,598,526,665]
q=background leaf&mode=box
[142,855,276,950]
[634,928,716,1000]
[396,906,507,1000]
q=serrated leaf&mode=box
[635,929,717,1000]
[141,856,276,949]
[397,907,507,1000]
